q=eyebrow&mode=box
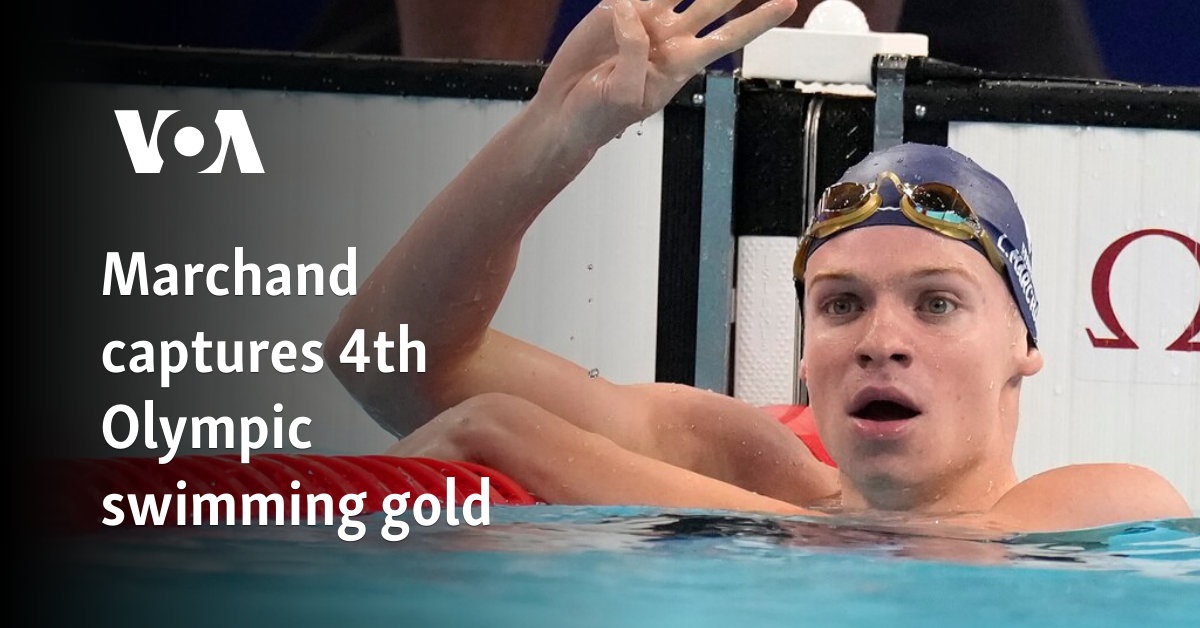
[911,266,982,285]
[807,266,982,288]
[806,271,858,288]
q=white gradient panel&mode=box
[949,122,1199,507]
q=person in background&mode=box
[53,0,1125,80]
[301,0,564,60]
[299,0,1105,78]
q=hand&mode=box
[534,0,798,150]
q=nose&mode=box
[854,299,913,369]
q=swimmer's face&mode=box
[799,225,1042,504]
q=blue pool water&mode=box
[40,507,1199,627]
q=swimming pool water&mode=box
[38,507,1200,628]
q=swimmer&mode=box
[325,0,1191,532]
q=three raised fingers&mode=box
[691,0,796,68]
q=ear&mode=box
[1017,340,1043,378]
[799,357,808,382]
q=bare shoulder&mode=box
[987,463,1193,532]
[629,383,839,504]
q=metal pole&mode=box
[693,73,737,393]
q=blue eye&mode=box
[923,296,957,314]
[822,297,861,316]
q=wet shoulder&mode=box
[987,463,1192,533]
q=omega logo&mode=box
[1087,229,1199,352]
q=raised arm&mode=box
[326,0,799,439]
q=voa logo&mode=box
[114,109,264,174]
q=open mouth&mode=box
[851,400,920,421]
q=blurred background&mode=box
[50,0,1200,86]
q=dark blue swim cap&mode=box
[804,143,1039,344]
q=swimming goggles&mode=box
[792,171,1008,281]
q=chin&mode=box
[840,448,942,494]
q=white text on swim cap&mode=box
[997,234,1039,319]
